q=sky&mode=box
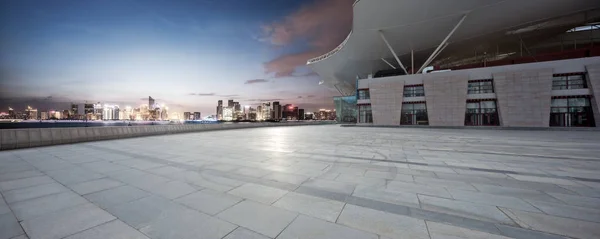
[0,0,353,115]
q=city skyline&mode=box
[0,0,354,115]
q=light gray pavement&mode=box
[1,125,600,239]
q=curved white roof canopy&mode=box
[307,0,600,94]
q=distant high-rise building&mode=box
[71,104,78,116]
[217,100,223,120]
[272,102,281,121]
[183,112,191,120]
[193,112,201,120]
[298,109,305,120]
[25,106,38,120]
[8,107,14,118]
[62,110,70,119]
[228,99,234,108]
[113,106,120,120]
[223,107,233,121]
[41,111,49,120]
[293,107,299,120]
[149,96,155,109]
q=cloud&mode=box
[297,96,303,99]
[244,98,283,103]
[307,95,316,98]
[189,93,216,96]
[261,0,353,77]
[244,79,270,84]
[218,94,239,98]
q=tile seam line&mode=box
[77,144,585,239]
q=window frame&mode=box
[401,102,428,125]
[358,89,370,100]
[552,73,587,90]
[403,85,425,97]
[467,79,494,94]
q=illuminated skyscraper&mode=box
[217,100,223,120]
[223,107,233,121]
[149,96,155,109]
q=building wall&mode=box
[423,74,468,126]
[585,64,600,127]
[359,57,600,127]
[493,69,553,127]
[369,80,404,125]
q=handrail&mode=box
[306,30,353,64]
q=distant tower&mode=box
[149,96,155,108]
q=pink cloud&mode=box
[262,0,353,77]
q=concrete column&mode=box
[2,130,17,149]
[423,74,469,126]
[370,80,405,125]
[29,128,42,147]
[494,69,553,127]
[585,64,600,127]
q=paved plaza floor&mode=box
[1,125,600,239]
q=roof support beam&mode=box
[381,58,397,69]
[378,30,408,74]
[417,14,468,73]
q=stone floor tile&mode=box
[508,174,581,186]
[20,203,115,239]
[527,200,600,223]
[278,215,378,239]
[69,178,124,195]
[501,208,600,239]
[0,200,9,215]
[79,161,130,174]
[64,220,149,239]
[10,191,88,221]
[418,195,514,224]
[222,227,269,239]
[8,234,28,239]
[301,179,356,195]
[3,182,68,204]
[0,176,55,192]
[472,184,564,203]
[337,204,430,239]
[262,172,309,185]
[167,171,235,192]
[446,189,541,212]
[0,213,24,239]
[142,180,197,199]
[228,183,289,204]
[548,192,600,209]
[386,180,452,198]
[334,174,386,186]
[414,176,477,191]
[105,195,187,229]
[352,186,420,207]
[233,167,272,178]
[44,167,105,185]
[0,170,44,183]
[114,159,164,170]
[84,185,150,209]
[273,192,344,222]
[217,200,297,238]
[139,206,236,239]
[426,221,511,239]
[175,189,242,215]
[145,165,186,176]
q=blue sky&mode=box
[0,0,352,115]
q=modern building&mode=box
[272,101,282,121]
[308,0,600,128]
[217,100,223,120]
[183,112,191,120]
[223,107,233,121]
[299,109,305,120]
[149,96,155,109]
[71,104,78,116]
[193,112,201,120]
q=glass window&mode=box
[468,80,494,94]
[401,103,428,125]
[358,90,370,100]
[552,74,587,90]
[403,86,425,97]
[465,100,499,126]
[550,97,595,127]
[358,105,372,123]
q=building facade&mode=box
[355,58,600,127]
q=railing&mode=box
[353,0,362,6]
[307,31,353,64]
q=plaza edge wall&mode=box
[0,122,334,151]
[359,57,600,127]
